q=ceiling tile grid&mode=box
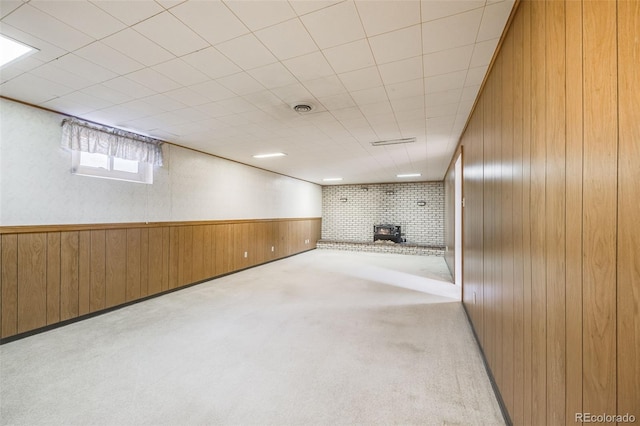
[0,0,515,184]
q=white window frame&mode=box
[71,150,153,184]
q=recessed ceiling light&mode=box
[0,34,36,68]
[252,152,286,158]
[397,173,421,178]
[371,137,416,146]
[322,177,343,182]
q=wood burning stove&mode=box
[373,224,403,243]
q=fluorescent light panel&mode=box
[370,137,416,146]
[322,177,343,182]
[397,173,421,178]
[252,152,286,158]
[0,34,35,68]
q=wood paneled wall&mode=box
[0,218,321,340]
[450,0,640,424]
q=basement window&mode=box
[62,118,163,185]
[71,150,153,184]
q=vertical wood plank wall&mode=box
[0,218,321,340]
[448,0,640,424]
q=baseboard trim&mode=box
[462,303,513,426]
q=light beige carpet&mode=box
[0,250,504,425]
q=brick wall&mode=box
[321,182,444,245]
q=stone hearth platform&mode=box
[316,239,445,257]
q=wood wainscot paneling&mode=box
[617,0,640,417]
[447,0,639,423]
[0,218,321,341]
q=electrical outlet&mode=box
[244,251,248,258]
[271,246,274,252]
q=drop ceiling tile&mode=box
[462,84,481,101]
[391,96,425,111]
[152,58,209,86]
[215,34,278,70]
[30,63,94,91]
[465,65,488,86]
[190,80,237,102]
[0,1,22,19]
[426,102,458,118]
[427,114,455,131]
[322,39,375,74]
[391,108,425,123]
[338,66,382,92]
[141,93,187,111]
[0,23,67,62]
[170,107,209,124]
[42,96,98,116]
[181,47,242,80]
[423,44,474,77]
[283,51,335,81]
[378,56,423,85]
[156,0,188,9]
[224,0,296,31]
[1,67,26,84]
[300,1,365,49]
[355,0,420,37]
[123,99,170,118]
[75,42,145,75]
[424,70,467,93]
[317,93,356,110]
[477,0,514,42]
[217,72,266,95]
[470,38,499,68]
[289,0,343,16]
[196,101,232,118]
[170,1,249,45]
[216,97,258,114]
[332,107,365,121]
[126,68,182,93]
[2,4,93,51]
[47,54,118,85]
[350,86,388,106]
[421,0,485,22]
[303,75,346,97]
[359,100,393,117]
[101,77,155,99]
[163,88,209,107]
[29,0,125,39]
[248,62,298,89]
[133,11,208,57]
[92,0,164,26]
[425,88,462,107]
[271,83,315,104]
[369,25,422,65]
[102,29,174,67]
[385,78,424,101]
[422,8,483,54]
[0,73,71,104]
[255,18,318,60]
[242,90,283,108]
[55,91,115,111]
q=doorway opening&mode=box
[454,153,463,287]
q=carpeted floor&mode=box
[0,250,504,425]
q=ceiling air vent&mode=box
[370,137,416,146]
[293,104,313,113]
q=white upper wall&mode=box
[0,98,322,226]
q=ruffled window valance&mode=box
[61,118,164,166]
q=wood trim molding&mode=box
[0,217,322,235]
